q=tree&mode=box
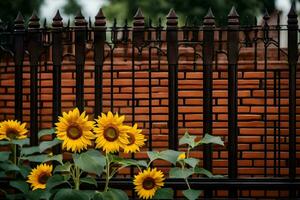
[0,0,44,23]
[102,0,277,25]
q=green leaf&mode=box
[182,189,202,200]
[0,151,10,161]
[46,174,69,191]
[0,140,10,146]
[147,150,182,165]
[94,188,128,200]
[73,149,105,176]
[147,151,161,162]
[26,189,46,200]
[153,188,174,199]
[38,128,56,139]
[80,176,97,187]
[53,162,72,174]
[0,162,20,172]
[11,138,30,147]
[21,146,40,156]
[179,132,197,148]
[9,180,29,194]
[19,165,31,178]
[194,167,213,178]
[21,154,63,164]
[169,167,193,179]
[110,156,147,168]
[197,134,224,146]
[0,171,6,177]
[39,138,62,153]
[54,189,90,200]
[184,158,199,168]
[159,150,182,165]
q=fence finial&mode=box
[263,9,270,21]
[29,10,40,29]
[52,10,63,28]
[227,6,239,25]
[133,8,144,27]
[14,11,25,30]
[288,3,297,18]
[167,8,178,26]
[75,10,87,26]
[134,8,144,19]
[95,8,106,27]
[203,8,215,26]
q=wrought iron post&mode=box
[74,11,87,112]
[203,8,215,199]
[13,12,25,122]
[227,6,240,198]
[94,8,106,118]
[287,3,298,198]
[166,9,178,150]
[52,10,63,153]
[28,11,42,146]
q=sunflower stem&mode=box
[10,143,17,165]
[104,154,110,192]
[74,165,81,190]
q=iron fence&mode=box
[0,4,299,199]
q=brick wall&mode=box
[0,45,299,197]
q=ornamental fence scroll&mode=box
[0,5,299,199]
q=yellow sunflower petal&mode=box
[55,108,95,153]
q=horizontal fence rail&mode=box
[0,5,299,199]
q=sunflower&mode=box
[55,108,95,153]
[94,111,129,153]
[27,163,53,190]
[123,123,146,153]
[133,168,165,200]
[0,120,28,141]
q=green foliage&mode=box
[0,0,44,22]
[94,188,128,200]
[153,188,174,199]
[102,0,276,25]
[54,188,90,200]
[169,167,194,179]
[182,189,202,200]
[73,149,105,176]
[147,150,182,165]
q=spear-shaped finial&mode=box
[52,10,63,28]
[14,11,25,30]
[29,10,40,29]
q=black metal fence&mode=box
[0,4,299,199]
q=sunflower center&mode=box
[38,173,50,184]
[142,177,155,190]
[6,128,18,139]
[127,133,135,145]
[104,127,119,142]
[67,125,82,140]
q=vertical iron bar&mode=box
[273,71,277,176]
[148,47,152,151]
[277,71,281,177]
[74,11,87,112]
[166,9,179,150]
[263,10,270,178]
[94,8,106,117]
[28,12,42,146]
[287,4,298,198]
[227,7,239,198]
[13,12,25,122]
[202,8,215,199]
[52,10,63,154]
